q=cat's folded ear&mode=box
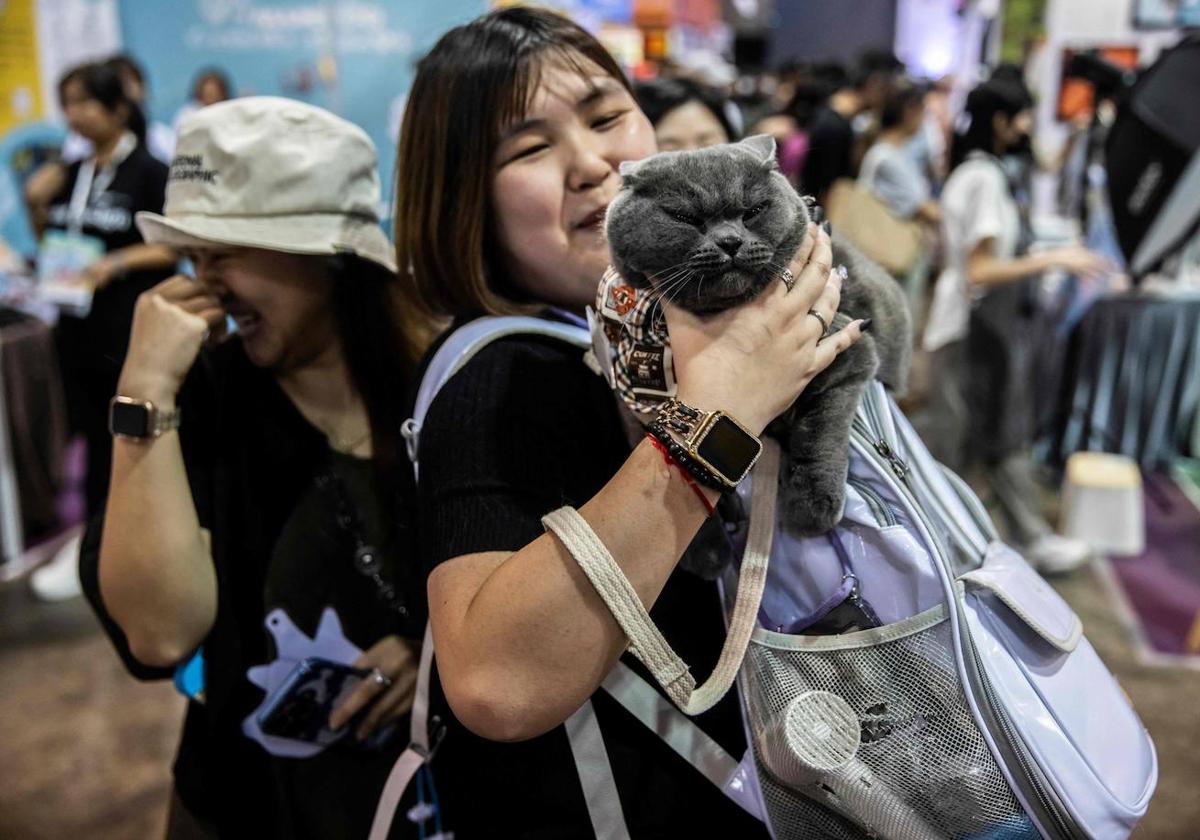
[738,134,779,171]
[618,158,647,186]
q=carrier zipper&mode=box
[938,464,1000,544]
[855,404,910,481]
[856,396,986,564]
[847,477,898,527]
[848,419,1085,840]
[970,639,1084,840]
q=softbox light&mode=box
[1106,33,1200,277]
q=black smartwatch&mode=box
[654,399,763,490]
[109,395,182,440]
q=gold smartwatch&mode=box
[108,396,182,440]
[656,399,763,489]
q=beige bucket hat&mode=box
[136,96,396,273]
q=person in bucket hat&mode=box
[136,95,396,272]
[80,96,430,837]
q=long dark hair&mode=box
[326,254,414,488]
[879,80,926,131]
[949,78,1032,170]
[393,7,633,325]
[634,77,737,141]
[58,61,147,145]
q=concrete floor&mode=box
[0,564,1196,838]
[0,583,182,840]
[1050,568,1200,839]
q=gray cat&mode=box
[606,134,911,537]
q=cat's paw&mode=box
[782,482,847,537]
[804,313,878,394]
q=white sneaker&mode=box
[29,532,84,601]
[1023,533,1093,575]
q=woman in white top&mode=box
[923,78,1109,573]
[858,81,939,225]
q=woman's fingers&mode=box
[810,319,868,373]
[329,636,418,736]
[194,308,230,335]
[783,224,834,314]
[176,293,224,315]
[356,669,419,740]
[785,222,818,284]
[328,672,387,732]
[801,265,846,339]
[152,274,211,301]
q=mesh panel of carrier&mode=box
[746,615,1037,840]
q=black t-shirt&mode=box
[800,105,856,202]
[417,326,769,839]
[80,341,425,838]
[47,144,171,372]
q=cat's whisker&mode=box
[649,265,696,294]
[663,271,697,308]
[647,258,700,284]
[650,269,690,287]
[651,276,692,304]
[652,267,699,301]
[655,271,688,304]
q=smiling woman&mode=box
[392,7,863,838]
[634,76,737,152]
[394,9,653,321]
[489,69,655,309]
[80,98,430,837]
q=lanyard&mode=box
[64,131,137,235]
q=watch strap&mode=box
[656,399,704,438]
[110,395,182,440]
[650,398,762,491]
[150,405,182,436]
[647,419,731,491]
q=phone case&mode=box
[256,657,370,746]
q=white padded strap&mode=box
[601,662,765,820]
[368,621,437,840]
[367,747,426,840]
[543,438,779,716]
[404,317,591,475]
[543,505,694,701]
[409,621,435,751]
[565,700,633,840]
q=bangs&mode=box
[492,43,632,152]
[394,6,635,325]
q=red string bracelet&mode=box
[646,433,717,517]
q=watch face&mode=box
[696,415,761,482]
[110,399,151,438]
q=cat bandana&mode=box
[589,266,676,418]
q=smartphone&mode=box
[802,580,883,636]
[256,657,372,746]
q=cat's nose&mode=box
[715,233,743,256]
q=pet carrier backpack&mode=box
[372,316,1157,840]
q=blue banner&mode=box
[121,0,485,216]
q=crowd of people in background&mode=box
[25,58,233,602]
[15,8,1126,837]
[625,45,1118,571]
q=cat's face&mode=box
[606,135,809,314]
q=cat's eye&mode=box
[667,210,703,227]
[743,202,770,221]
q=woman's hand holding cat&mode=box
[664,223,867,436]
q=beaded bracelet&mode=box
[646,419,731,493]
[645,433,717,517]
